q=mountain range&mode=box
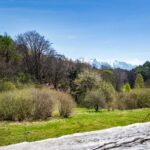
[78,58,136,70]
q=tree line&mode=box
[0,31,149,105]
[0,31,90,90]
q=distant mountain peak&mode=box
[78,58,136,70]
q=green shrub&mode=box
[116,93,137,110]
[71,69,101,104]
[16,73,32,84]
[58,93,75,118]
[31,89,54,120]
[14,81,25,89]
[99,81,116,110]
[0,88,75,121]
[83,81,115,111]
[131,89,150,108]
[0,81,16,92]
[116,89,150,110]
[14,96,33,121]
[122,83,131,93]
[0,91,32,121]
[135,73,144,89]
[0,92,16,120]
[0,89,54,121]
[84,90,106,111]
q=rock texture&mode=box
[1,122,150,150]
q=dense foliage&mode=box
[0,31,90,91]
[1,31,150,91]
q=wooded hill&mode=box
[0,31,150,104]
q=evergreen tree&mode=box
[135,73,144,89]
[123,83,131,93]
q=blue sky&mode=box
[0,0,150,65]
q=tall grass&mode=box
[0,81,16,92]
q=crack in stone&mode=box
[92,137,150,150]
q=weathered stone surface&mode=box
[1,122,150,150]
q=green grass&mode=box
[0,108,150,146]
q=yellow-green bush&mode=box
[58,92,75,118]
[0,81,16,92]
[131,89,150,108]
[116,88,150,110]
[116,93,137,110]
[84,90,106,111]
[0,88,76,121]
[31,89,54,120]
[0,90,32,121]
[99,81,116,110]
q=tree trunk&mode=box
[94,104,99,112]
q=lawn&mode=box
[0,108,150,146]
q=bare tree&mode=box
[16,31,53,81]
[50,55,70,90]
[113,69,128,91]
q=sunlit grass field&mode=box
[0,108,150,146]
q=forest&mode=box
[1,31,150,89]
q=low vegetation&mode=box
[0,108,150,146]
[115,88,150,110]
[0,81,16,92]
[85,90,106,111]
[58,93,75,118]
[31,89,54,120]
[0,88,75,121]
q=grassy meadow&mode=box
[0,83,150,146]
[0,107,150,146]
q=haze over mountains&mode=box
[78,58,136,70]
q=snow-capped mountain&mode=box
[113,60,136,70]
[78,58,136,70]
